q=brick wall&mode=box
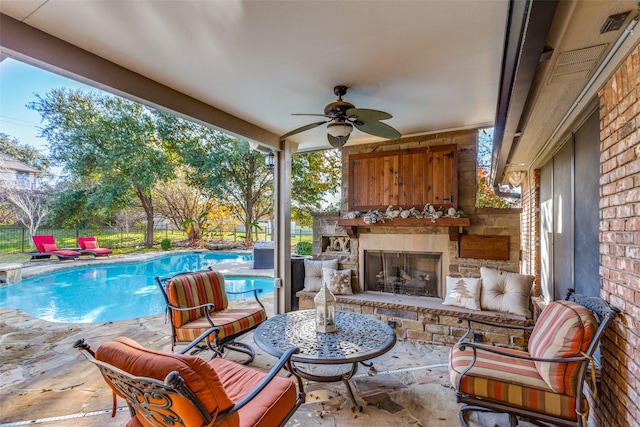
[596,43,640,427]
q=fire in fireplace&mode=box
[364,250,441,297]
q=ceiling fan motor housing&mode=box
[324,100,355,118]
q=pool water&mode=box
[0,252,274,323]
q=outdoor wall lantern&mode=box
[314,283,337,333]
[265,151,275,172]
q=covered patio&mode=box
[1,1,639,426]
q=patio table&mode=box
[253,309,396,411]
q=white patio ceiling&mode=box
[1,1,639,184]
[0,1,507,150]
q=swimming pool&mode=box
[0,252,274,323]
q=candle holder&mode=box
[314,283,336,333]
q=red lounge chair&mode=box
[31,235,81,262]
[77,236,113,257]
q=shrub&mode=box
[296,241,312,255]
[161,238,172,251]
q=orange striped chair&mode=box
[156,269,267,364]
[449,289,617,427]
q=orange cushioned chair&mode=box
[156,269,267,364]
[449,289,617,427]
[74,336,305,427]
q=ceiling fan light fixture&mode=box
[327,121,353,138]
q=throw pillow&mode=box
[528,300,598,393]
[303,259,338,291]
[480,267,534,317]
[442,276,481,310]
[322,268,353,295]
[42,242,58,252]
[84,241,99,249]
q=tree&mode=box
[0,133,50,226]
[154,176,208,240]
[28,89,174,247]
[476,128,520,208]
[0,133,51,172]
[3,186,50,246]
[157,113,271,246]
[291,150,341,227]
[154,175,235,242]
[159,112,342,241]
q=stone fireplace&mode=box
[364,251,441,297]
[359,233,449,299]
[301,133,524,346]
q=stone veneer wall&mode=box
[302,129,527,346]
[296,292,529,347]
[331,129,522,280]
[593,42,640,427]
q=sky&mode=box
[0,58,93,154]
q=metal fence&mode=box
[0,225,313,253]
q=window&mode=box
[16,172,29,187]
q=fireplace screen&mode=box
[364,250,441,297]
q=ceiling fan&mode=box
[280,85,401,148]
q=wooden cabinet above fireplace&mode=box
[348,144,458,212]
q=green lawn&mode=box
[0,233,313,265]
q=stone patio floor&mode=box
[1,253,532,426]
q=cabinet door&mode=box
[349,153,400,208]
[348,145,457,211]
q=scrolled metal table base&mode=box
[290,360,364,411]
[254,310,396,412]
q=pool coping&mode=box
[16,249,274,280]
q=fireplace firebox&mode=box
[364,250,441,297]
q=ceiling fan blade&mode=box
[353,120,401,139]
[292,113,333,117]
[328,133,350,148]
[346,108,393,121]
[280,120,328,140]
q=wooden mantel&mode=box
[337,217,470,240]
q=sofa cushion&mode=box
[449,342,579,421]
[442,276,481,310]
[210,357,298,427]
[166,270,229,327]
[173,308,267,342]
[528,300,598,394]
[479,267,534,317]
[303,259,338,291]
[322,268,353,295]
[95,336,236,426]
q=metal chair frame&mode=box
[155,268,266,364]
[453,289,618,427]
[74,333,305,427]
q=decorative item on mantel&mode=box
[342,204,465,224]
[314,283,337,333]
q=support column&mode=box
[274,141,296,314]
